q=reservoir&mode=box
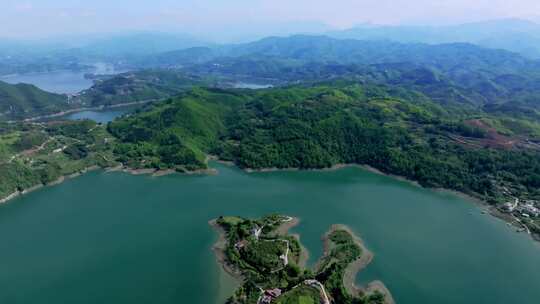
[0,70,94,94]
[64,105,143,124]
[0,163,539,304]
[0,63,125,94]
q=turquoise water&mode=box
[65,107,139,124]
[0,163,539,304]
[0,64,125,94]
[0,70,94,94]
[233,82,273,89]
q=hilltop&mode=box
[0,81,70,120]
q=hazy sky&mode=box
[3,0,540,40]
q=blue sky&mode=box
[3,0,540,40]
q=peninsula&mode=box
[210,214,393,304]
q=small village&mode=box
[502,198,540,217]
[500,198,540,235]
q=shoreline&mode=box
[0,165,101,205]
[274,217,310,268]
[208,219,245,283]
[0,162,219,205]
[319,224,395,304]
[116,166,219,177]
[2,156,537,243]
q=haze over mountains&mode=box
[3,17,540,124]
[2,18,540,60]
[328,18,540,59]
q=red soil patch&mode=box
[460,119,518,149]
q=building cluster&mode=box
[234,240,248,250]
[259,288,282,304]
[502,199,540,218]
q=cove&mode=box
[0,63,125,94]
[0,163,539,304]
[64,105,142,124]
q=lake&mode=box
[64,106,142,124]
[233,82,273,89]
[1,164,539,304]
[0,63,125,94]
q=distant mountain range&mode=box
[2,18,540,62]
[3,24,540,122]
[133,35,540,121]
[0,33,210,75]
[0,32,209,57]
[327,19,540,59]
[142,34,538,75]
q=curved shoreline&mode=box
[319,224,395,304]
[2,158,538,243]
[272,217,310,268]
[0,164,217,206]
[208,219,245,283]
[0,165,100,205]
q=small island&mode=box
[210,215,394,304]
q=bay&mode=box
[0,163,539,304]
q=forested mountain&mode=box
[0,81,69,120]
[142,36,540,102]
[136,36,540,121]
[6,34,539,122]
[145,35,537,72]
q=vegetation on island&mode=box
[212,215,390,304]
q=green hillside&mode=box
[109,87,250,170]
[0,81,69,120]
